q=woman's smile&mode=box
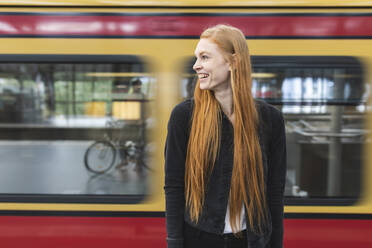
[198,73,209,80]
[198,73,210,84]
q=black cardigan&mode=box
[164,99,287,248]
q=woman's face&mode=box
[193,38,231,91]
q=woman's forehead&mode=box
[194,38,219,55]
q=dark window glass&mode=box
[182,56,366,205]
[0,55,156,203]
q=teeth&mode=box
[198,74,209,79]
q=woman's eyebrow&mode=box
[195,51,210,56]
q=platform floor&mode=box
[0,140,148,196]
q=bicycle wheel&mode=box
[84,141,116,173]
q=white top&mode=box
[224,200,246,233]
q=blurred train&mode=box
[0,0,372,247]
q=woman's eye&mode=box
[202,55,208,60]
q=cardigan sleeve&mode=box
[267,107,287,248]
[164,102,190,248]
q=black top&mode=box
[164,99,287,248]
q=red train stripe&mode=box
[0,14,371,37]
[0,216,372,247]
[0,215,166,248]
[285,218,372,248]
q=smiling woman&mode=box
[165,24,287,248]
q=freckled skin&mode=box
[193,38,231,92]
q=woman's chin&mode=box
[199,81,210,90]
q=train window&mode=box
[182,56,366,205]
[0,55,155,204]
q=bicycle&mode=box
[84,118,148,174]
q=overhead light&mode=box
[252,73,277,78]
[334,74,360,79]
[116,85,129,89]
[183,73,277,79]
[85,72,150,77]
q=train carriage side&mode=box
[0,1,371,248]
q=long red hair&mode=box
[185,24,267,234]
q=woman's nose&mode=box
[193,60,201,71]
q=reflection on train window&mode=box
[182,56,366,204]
[0,56,156,203]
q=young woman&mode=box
[164,24,287,248]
